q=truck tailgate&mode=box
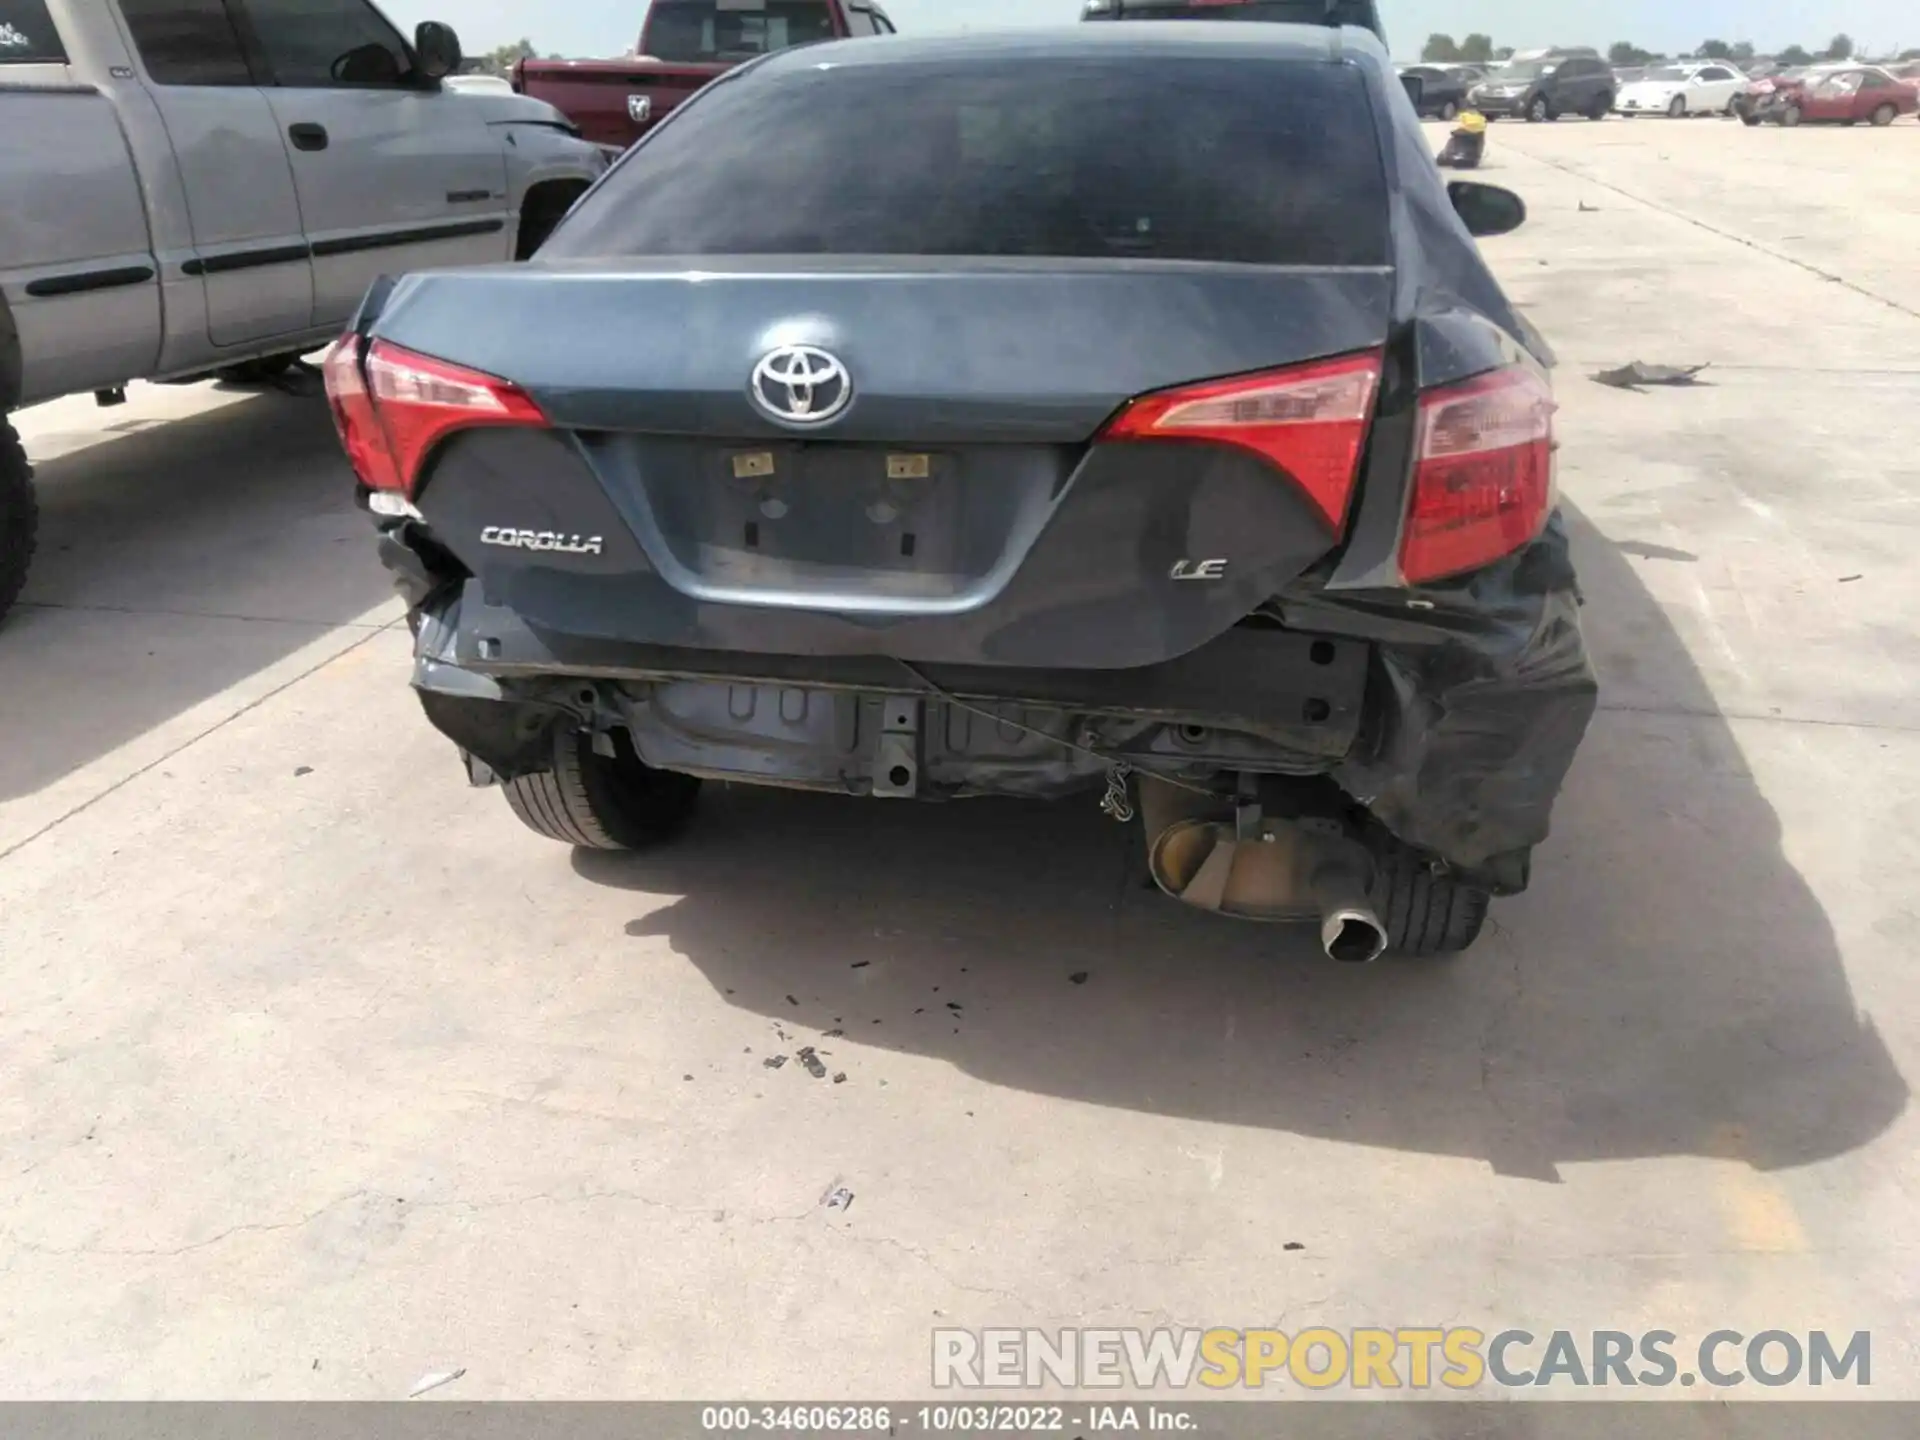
[515,60,724,148]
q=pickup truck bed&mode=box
[512,58,724,149]
[0,85,163,408]
[516,0,895,149]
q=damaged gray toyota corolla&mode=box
[325,23,1597,961]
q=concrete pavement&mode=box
[0,118,1916,1399]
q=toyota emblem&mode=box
[750,345,853,427]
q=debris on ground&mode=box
[851,961,871,969]
[293,766,314,778]
[826,1029,845,1039]
[797,1047,828,1079]
[833,1073,848,1085]
[1578,201,1600,213]
[823,1186,855,1212]
[762,1055,789,1070]
[1070,972,1090,986]
[1616,539,1698,563]
[1839,574,1862,583]
[946,1002,963,1012]
[1592,362,1709,390]
[408,1368,466,1399]
[786,995,799,1007]
[1284,1241,1306,1252]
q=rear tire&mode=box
[1781,104,1803,127]
[1588,94,1612,119]
[1438,99,1459,122]
[1871,103,1897,127]
[1527,94,1552,122]
[504,726,702,851]
[1370,838,1492,958]
[0,419,37,628]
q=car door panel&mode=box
[233,0,511,329]
[117,0,315,346]
[1804,74,1858,120]
[258,88,508,326]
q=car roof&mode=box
[751,22,1383,78]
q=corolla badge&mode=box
[481,527,604,556]
[750,345,853,427]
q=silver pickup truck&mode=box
[0,0,610,622]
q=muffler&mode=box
[1139,777,1390,962]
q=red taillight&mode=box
[321,336,545,494]
[1101,350,1383,533]
[1401,365,1555,584]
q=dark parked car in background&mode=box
[1470,53,1615,120]
[1399,64,1479,120]
[326,23,1594,962]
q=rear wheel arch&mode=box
[515,178,594,260]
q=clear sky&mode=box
[378,0,1915,62]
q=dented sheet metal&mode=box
[1273,513,1598,888]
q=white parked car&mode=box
[445,74,516,95]
[1616,62,1750,116]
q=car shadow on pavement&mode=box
[0,389,392,808]
[576,501,1906,1180]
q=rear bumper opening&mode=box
[412,581,1369,798]
[386,515,1596,895]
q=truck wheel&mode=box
[504,725,701,851]
[0,419,38,628]
[1369,838,1491,958]
[1871,104,1897,127]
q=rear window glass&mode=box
[643,0,835,63]
[0,0,67,63]
[546,57,1390,267]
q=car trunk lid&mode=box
[375,263,1392,614]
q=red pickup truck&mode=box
[515,0,898,150]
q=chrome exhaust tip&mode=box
[1312,862,1389,965]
